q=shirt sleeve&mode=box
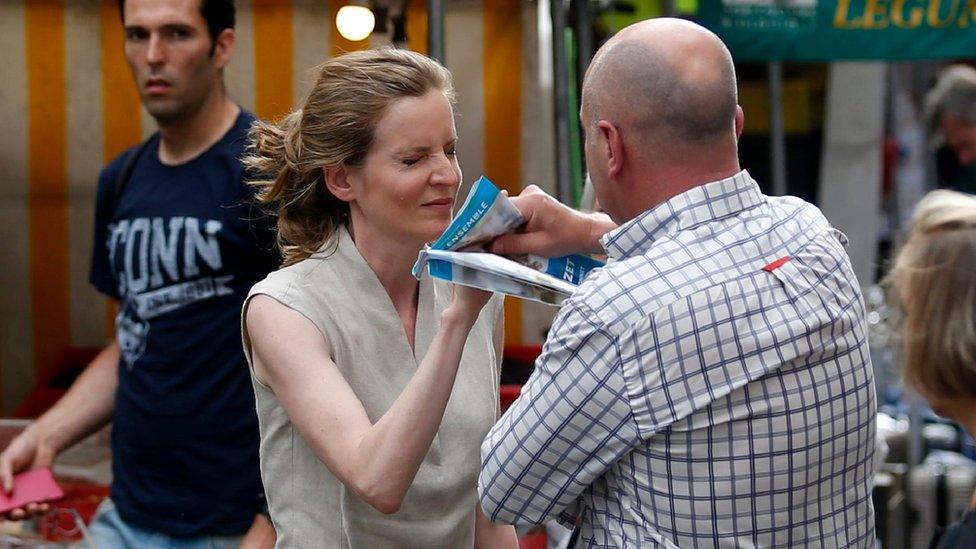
[89,165,121,300]
[478,297,643,525]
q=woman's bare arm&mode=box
[246,287,490,514]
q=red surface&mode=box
[500,384,523,411]
[56,480,109,523]
[504,344,543,363]
[13,347,100,418]
[36,480,110,541]
[519,530,548,549]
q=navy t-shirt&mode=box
[89,110,279,536]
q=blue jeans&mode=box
[87,499,244,549]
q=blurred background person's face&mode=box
[344,89,462,245]
[122,0,226,124]
[941,114,976,166]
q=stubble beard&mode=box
[144,98,188,125]
[143,84,211,127]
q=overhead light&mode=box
[336,4,375,42]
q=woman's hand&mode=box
[448,284,493,322]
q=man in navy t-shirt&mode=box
[0,0,278,546]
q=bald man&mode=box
[479,19,876,547]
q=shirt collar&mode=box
[601,170,765,260]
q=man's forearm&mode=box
[28,342,119,453]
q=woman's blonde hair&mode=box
[888,189,976,401]
[244,48,454,265]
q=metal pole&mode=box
[551,0,573,204]
[663,0,676,17]
[572,0,593,80]
[427,0,445,64]
[768,61,788,196]
[908,390,924,467]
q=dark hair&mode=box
[118,0,235,45]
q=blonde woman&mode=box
[889,189,976,547]
[242,49,517,547]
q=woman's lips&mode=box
[422,198,454,209]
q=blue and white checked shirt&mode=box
[480,171,876,548]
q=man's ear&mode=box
[323,165,356,203]
[212,28,236,69]
[734,105,745,141]
[599,120,625,180]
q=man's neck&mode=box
[156,90,240,166]
[624,145,741,220]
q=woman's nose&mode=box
[430,153,460,186]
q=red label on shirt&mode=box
[762,256,791,272]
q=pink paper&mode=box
[0,468,64,514]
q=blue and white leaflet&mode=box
[412,176,604,305]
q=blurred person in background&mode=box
[242,48,517,547]
[0,1,278,547]
[926,65,976,193]
[888,189,976,547]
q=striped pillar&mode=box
[67,2,107,350]
[519,0,558,345]
[406,0,428,55]
[101,0,142,165]
[253,0,294,121]
[227,0,257,111]
[26,1,71,388]
[446,2,486,199]
[292,1,331,106]
[0,1,31,413]
[483,0,524,344]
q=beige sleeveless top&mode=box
[242,226,501,548]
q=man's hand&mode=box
[0,429,56,520]
[0,341,117,521]
[490,185,616,257]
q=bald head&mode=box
[582,18,738,147]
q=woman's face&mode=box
[345,89,461,245]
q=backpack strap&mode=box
[109,138,153,215]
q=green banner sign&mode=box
[698,0,976,61]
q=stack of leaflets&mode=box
[412,176,604,304]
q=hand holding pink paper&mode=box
[0,468,64,515]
